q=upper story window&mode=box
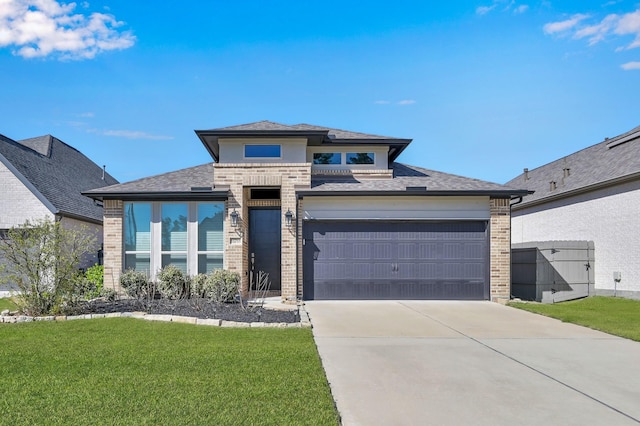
[346,152,375,165]
[244,144,281,158]
[313,153,341,165]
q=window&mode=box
[313,152,341,165]
[123,202,224,277]
[197,203,224,274]
[124,202,151,274]
[161,203,188,273]
[244,144,281,158]
[346,152,375,165]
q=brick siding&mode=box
[490,197,511,301]
[103,199,123,292]
[214,163,311,302]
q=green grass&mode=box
[0,298,17,312]
[509,296,640,341]
[0,319,339,425]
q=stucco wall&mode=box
[0,161,54,228]
[303,196,490,220]
[512,179,640,296]
[218,138,307,163]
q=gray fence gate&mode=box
[511,241,595,303]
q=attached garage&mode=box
[302,221,489,300]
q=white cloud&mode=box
[615,10,640,49]
[77,111,94,118]
[476,5,497,15]
[397,100,416,105]
[543,14,589,35]
[573,14,618,45]
[476,1,528,16]
[0,0,135,60]
[514,5,529,14]
[100,130,173,140]
[621,61,640,70]
[544,8,640,70]
[374,100,390,105]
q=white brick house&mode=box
[507,125,640,299]
[86,121,528,302]
[0,134,118,276]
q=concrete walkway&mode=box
[305,301,640,426]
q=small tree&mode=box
[0,218,98,315]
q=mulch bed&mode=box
[74,298,300,323]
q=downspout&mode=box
[510,195,523,206]
[295,194,301,302]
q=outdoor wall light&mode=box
[230,209,239,227]
[284,209,294,228]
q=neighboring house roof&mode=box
[86,161,527,199]
[0,134,119,223]
[301,163,526,197]
[84,163,228,200]
[506,124,640,209]
[195,120,412,163]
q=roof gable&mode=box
[0,133,119,223]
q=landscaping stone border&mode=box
[0,304,312,328]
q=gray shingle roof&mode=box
[211,121,396,140]
[85,161,525,199]
[196,120,412,163]
[306,163,525,195]
[84,163,216,196]
[0,134,119,222]
[214,120,296,131]
[505,124,640,207]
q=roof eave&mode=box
[82,190,230,202]
[195,129,331,162]
[512,171,640,211]
[297,189,530,198]
[56,210,103,226]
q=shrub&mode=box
[86,265,104,292]
[204,270,240,303]
[120,269,152,299]
[0,218,98,315]
[156,265,190,299]
[71,265,104,300]
[190,273,208,298]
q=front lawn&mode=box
[509,296,640,342]
[0,319,339,425]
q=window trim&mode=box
[123,201,225,278]
[346,152,376,165]
[123,202,152,275]
[243,144,282,159]
[312,152,342,165]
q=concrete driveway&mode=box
[305,301,640,426]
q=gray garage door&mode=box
[303,221,489,300]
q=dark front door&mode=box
[249,208,281,290]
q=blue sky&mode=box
[1,0,639,184]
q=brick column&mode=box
[103,199,123,292]
[490,198,511,301]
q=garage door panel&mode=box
[373,243,393,260]
[303,221,488,300]
[311,280,486,300]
